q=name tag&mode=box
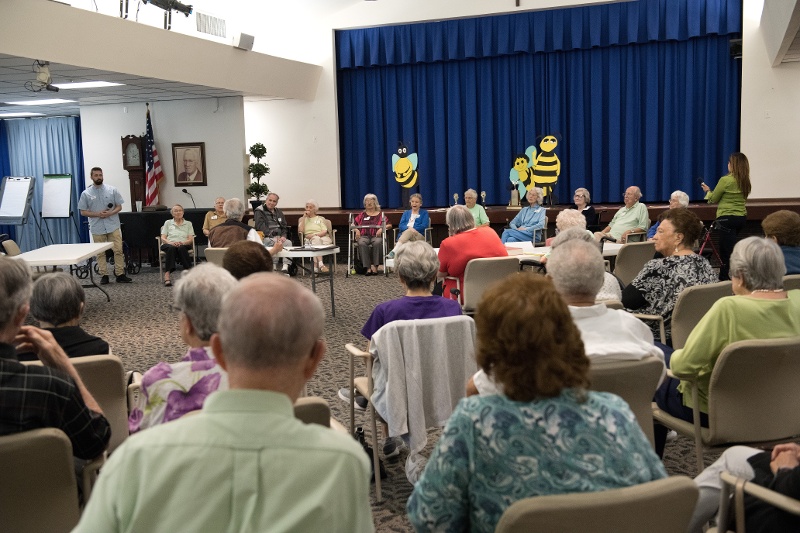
[211,215,218,220]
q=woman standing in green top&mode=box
[701,152,751,280]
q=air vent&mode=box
[196,11,226,38]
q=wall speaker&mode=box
[234,33,254,51]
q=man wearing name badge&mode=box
[78,167,133,284]
[594,185,650,243]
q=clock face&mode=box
[126,142,141,167]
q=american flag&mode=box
[145,104,164,206]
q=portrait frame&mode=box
[172,142,207,187]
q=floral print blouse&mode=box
[128,346,228,433]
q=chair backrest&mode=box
[494,476,698,533]
[0,428,81,533]
[1,238,21,256]
[204,247,228,266]
[784,274,800,291]
[293,396,331,427]
[707,336,800,445]
[670,281,733,349]
[613,241,656,286]
[589,356,664,447]
[462,256,520,312]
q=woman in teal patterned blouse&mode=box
[407,274,666,533]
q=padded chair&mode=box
[653,336,800,473]
[710,470,800,533]
[0,428,83,532]
[204,246,228,266]
[784,273,800,291]
[446,256,520,314]
[293,396,332,427]
[345,315,478,500]
[613,240,656,286]
[589,356,665,448]
[156,235,196,280]
[494,476,698,533]
[0,237,21,256]
[297,216,337,275]
[347,212,389,277]
[669,281,733,349]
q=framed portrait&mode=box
[172,142,207,187]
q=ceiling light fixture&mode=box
[0,112,45,118]
[5,99,76,106]
[53,81,125,89]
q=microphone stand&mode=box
[181,188,197,209]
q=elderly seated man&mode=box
[208,197,283,256]
[254,192,292,272]
[468,237,664,396]
[0,256,110,460]
[17,272,109,361]
[76,274,373,532]
[595,185,650,243]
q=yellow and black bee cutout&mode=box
[509,145,537,203]
[532,134,561,205]
[392,142,419,189]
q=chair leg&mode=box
[694,432,705,474]
[369,401,382,501]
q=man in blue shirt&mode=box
[77,167,132,284]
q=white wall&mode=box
[80,97,247,210]
[740,0,800,198]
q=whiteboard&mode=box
[42,174,72,218]
[0,176,34,224]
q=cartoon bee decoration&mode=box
[392,142,418,189]
[532,134,561,204]
[508,145,537,200]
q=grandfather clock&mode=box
[121,135,145,211]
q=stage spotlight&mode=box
[143,0,193,17]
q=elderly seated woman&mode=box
[545,208,592,246]
[438,204,508,303]
[129,263,237,433]
[160,204,195,286]
[653,237,800,457]
[339,240,462,456]
[648,190,690,240]
[762,209,800,274]
[408,273,666,533]
[353,193,391,276]
[622,208,717,345]
[501,187,546,243]
[16,272,109,361]
[298,199,333,273]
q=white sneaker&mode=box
[281,263,290,272]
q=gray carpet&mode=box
[64,262,716,532]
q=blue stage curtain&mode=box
[0,121,17,241]
[336,0,741,208]
[5,117,86,252]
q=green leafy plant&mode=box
[246,142,270,199]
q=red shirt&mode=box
[438,226,508,303]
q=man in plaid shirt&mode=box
[0,256,110,460]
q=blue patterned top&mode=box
[407,389,666,533]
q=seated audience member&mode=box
[438,204,508,303]
[76,274,373,533]
[338,241,462,456]
[594,186,649,243]
[222,240,274,280]
[298,199,333,273]
[207,198,261,248]
[386,193,429,259]
[464,188,490,227]
[648,190,689,239]
[689,444,800,533]
[0,256,110,460]
[202,197,227,237]
[571,187,596,226]
[16,272,109,361]
[160,204,195,286]
[408,273,666,533]
[501,187,546,243]
[253,192,292,271]
[762,209,800,274]
[468,237,662,395]
[545,208,592,246]
[353,193,391,276]
[653,237,800,457]
[129,263,237,433]
[623,208,717,344]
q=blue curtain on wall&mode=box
[0,121,17,241]
[5,117,87,252]
[336,0,741,209]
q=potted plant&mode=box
[246,142,270,210]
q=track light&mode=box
[143,0,193,17]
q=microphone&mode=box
[181,188,196,209]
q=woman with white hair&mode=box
[438,205,507,303]
[128,263,237,433]
[544,208,592,246]
[299,199,333,272]
[353,193,391,276]
[647,190,690,240]
[501,188,546,243]
[653,237,800,456]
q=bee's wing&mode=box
[392,154,400,169]
[525,145,537,167]
[408,153,418,170]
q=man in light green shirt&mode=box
[464,189,490,227]
[595,186,649,242]
[75,275,374,533]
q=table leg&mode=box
[328,253,336,317]
[84,257,110,302]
